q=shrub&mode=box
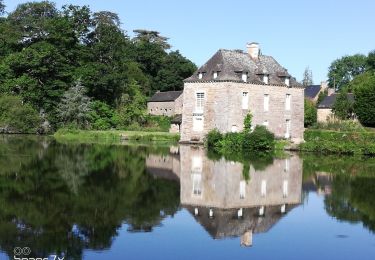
[0,95,41,133]
[304,98,317,127]
[242,125,275,151]
[89,101,116,130]
[205,128,223,149]
[243,113,253,134]
[220,132,244,152]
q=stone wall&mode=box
[147,101,175,116]
[174,94,183,114]
[180,82,304,143]
[317,108,333,122]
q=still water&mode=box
[0,135,374,260]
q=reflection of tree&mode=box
[0,136,180,259]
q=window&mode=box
[198,72,203,79]
[213,71,218,79]
[263,120,269,127]
[192,173,202,196]
[285,119,291,138]
[242,92,249,109]
[193,116,204,132]
[261,180,267,197]
[196,92,205,112]
[283,180,288,197]
[284,159,290,172]
[242,72,248,82]
[231,125,238,132]
[263,75,269,84]
[264,94,269,111]
[285,77,290,86]
[240,181,246,199]
[286,94,291,110]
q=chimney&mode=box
[247,42,260,60]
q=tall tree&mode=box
[0,0,5,16]
[133,29,171,50]
[332,91,353,120]
[302,66,313,86]
[328,54,367,91]
[367,50,375,71]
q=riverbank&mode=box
[300,129,375,156]
[53,129,180,144]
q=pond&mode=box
[0,135,374,260]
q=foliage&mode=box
[351,72,375,127]
[302,66,313,86]
[57,81,92,129]
[301,129,375,156]
[311,120,365,132]
[367,50,375,70]
[143,115,171,132]
[89,100,116,130]
[205,128,223,149]
[242,125,275,151]
[332,90,353,120]
[0,95,41,133]
[327,54,367,91]
[243,113,253,134]
[317,89,328,104]
[304,98,317,127]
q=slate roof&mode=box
[184,49,302,88]
[305,85,321,99]
[317,93,354,109]
[148,90,182,102]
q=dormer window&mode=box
[263,74,269,84]
[213,71,218,79]
[198,72,203,79]
[285,77,290,86]
[242,72,248,82]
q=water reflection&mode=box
[147,145,303,246]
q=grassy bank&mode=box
[300,129,375,156]
[53,129,180,145]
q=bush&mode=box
[205,128,223,149]
[311,120,365,132]
[243,113,253,134]
[0,95,41,133]
[220,132,244,152]
[89,101,116,130]
[242,125,275,151]
[304,98,317,127]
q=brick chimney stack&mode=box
[247,42,260,60]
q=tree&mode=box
[332,90,353,120]
[328,54,367,91]
[133,29,171,49]
[57,81,92,128]
[302,66,313,87]
[351,72,375,127]
[367,50,375,71]
[0,0,5,16]
[304,99,317,127]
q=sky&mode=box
[3,0,375,83]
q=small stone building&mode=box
[180,42,304,143]
[317,93,354,122]
[304,82,330,103]
[147,90,183,117]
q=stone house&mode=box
[304,81,330,103]
[317,93,355,122]
[180,42,304,143]
[147,90,183,117]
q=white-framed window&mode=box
[263,120,269,127]
[242,72,248,82]
[286,94,291,110]
[284,159,290,172]
[192,156,202,173]
[261,180,267,197]
[213,71,218,79]
[283,180,288,198]
[285,119,291,138]
[240,180,246,199]
[196,92,205,112]
[231,125,238,133]
[193,115,204,132]
[242,92,249,109]
[285,77,290,86]
[264,94,269,111]
[198,72,203,79]
[263,75,269,84]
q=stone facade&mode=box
[317,108,334,122]
[180,82,304,143]
[147,92,183,117]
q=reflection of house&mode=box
[145,150,180,182]
[179,145,303,246]
[147,90,183,117]
[304,81,329,103]
[181,42,304,144]
[317,93,354,122]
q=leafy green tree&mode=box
[351,72,375,126]
[133,29,171,50]
[89,100,116,130]
[243,112,253,134]
[304,98,317,127]
[302,66,313,86]
[0,0,5,15]
[328,54,367,91]
[0,95,40,133]
[332,90,353,120]
[117,81,147,127]
[367,50,375,71]
[57,81,92,128]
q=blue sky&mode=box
[4,0,375,83]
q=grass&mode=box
[53,128,180,145]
